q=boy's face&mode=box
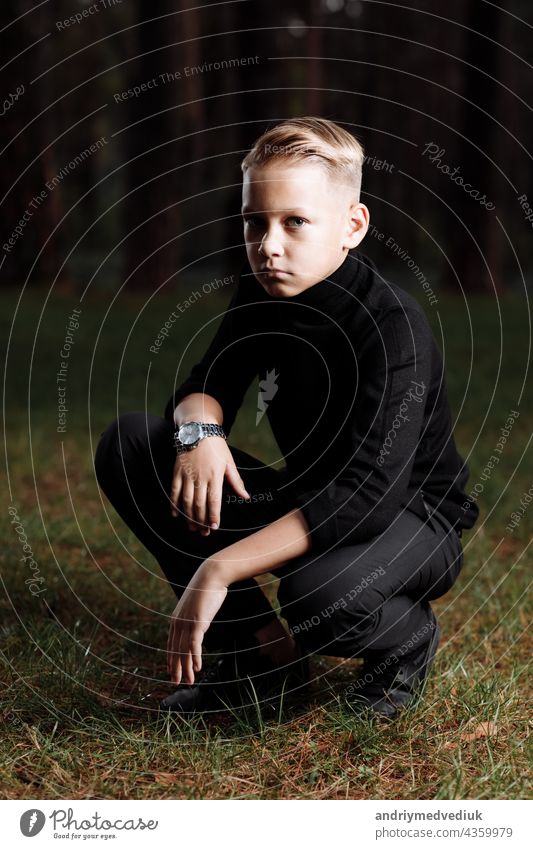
[242,160,369,297]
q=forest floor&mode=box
[1,287,531,799]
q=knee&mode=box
[281,577,385,653]
[424,546,464,600]
[94,411,168,488]
[94,416,119,488]
[279,570,384,623]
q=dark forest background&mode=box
[1,0,532,296]
[0,2,532,802]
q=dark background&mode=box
[0,3,531,800]
[1,0,532,295]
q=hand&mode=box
[170,438,251,536]
[166,561,229,685]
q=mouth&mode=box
[260,267,290,279]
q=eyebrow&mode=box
[241,206,311,215]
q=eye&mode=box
[243,216,263,228]
[286,216,307,228]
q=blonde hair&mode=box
[241,116,365,199]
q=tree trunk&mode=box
[123,1,185,290]
[446,0,504,293]
[0,0,72,287]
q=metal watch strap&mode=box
[200,423,225,438]
[173,421,226,453]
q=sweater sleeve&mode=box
[291,307,433,552]
[163,280,258,437]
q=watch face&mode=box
[179,422,201,445]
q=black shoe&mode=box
[159,638,311,716]
[346,603,440,719]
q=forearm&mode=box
[208,508,312,585]
[173,392,223,427]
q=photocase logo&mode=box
[256,368,279,425]
[20,809,46,836]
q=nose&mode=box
[259,227,284,258]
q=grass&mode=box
[1,283,531,799]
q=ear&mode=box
[343,203,370,250]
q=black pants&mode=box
[94,412,464,658]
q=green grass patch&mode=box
[1,286,531,799]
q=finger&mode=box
[167,625,177,677]
[207,481,222,530]
[197,481,212,536]
[225,462,251,501]
[181,480,196,532]
[183,628,203,683]
[166,618,174,672]
[170,637,182,685]
[170,471,183,518]
[168,618,185,685]
[174,627,190,685]
[191,634,203,674]
[193,482,209,533]
[172,656,182,686]
[167,621,180,682]
[183,647,195,685]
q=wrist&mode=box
[202,556,235,587]
[175,416,221,427]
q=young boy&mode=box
[95,117,479,719]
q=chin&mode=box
[258,280,289,296]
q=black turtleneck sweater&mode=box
[164,249,479,552]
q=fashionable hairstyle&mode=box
[240,117,365,199]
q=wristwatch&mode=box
[173,420,226,454]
